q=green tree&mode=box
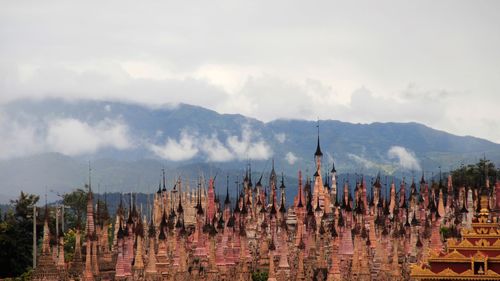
[63,187,88,229]
[63,228,77,262]
[251,270,269,281]
[451,159,497,188]
[0,191,40,278]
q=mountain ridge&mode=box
[0,98,499,202]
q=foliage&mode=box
[108,222,114,248]
[64,228,77,262]
[440,226,450,238]
[2,268,32,281]
[0,191,40,278]
[451,159,497,188]
[62,187,88,229]
[18,269,33,281]
[251,270,269,281]
[11,192,39,220]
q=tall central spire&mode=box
[315,120,323,157]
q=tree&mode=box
[63,187,88,230]
[251,270,269,281]
[63,228,77,262]
[451,159,497,188]
[0,191,40,278]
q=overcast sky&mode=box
[1,0,499,143]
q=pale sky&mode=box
[1,0,499,143]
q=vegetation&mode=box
[0,188,89,278]
[63,228,77,262]
[0,192,40,278]
[451,159,497,188]
[62,187,88,229]
[251,270,269,281]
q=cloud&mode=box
[348,153,377,169]
[0,62,228,110]
[0,102,273,162]
[0,113,134,159]
[0,114,44,159]
[226,125,272,160]
[274,133,286,143]
[149,130,199,161]
[347,152,398,174]
[1,2,500,143]
[149,125,273,162]
[348,146,421,173]
[200,135,234,162]
[285,152,298,165]
[46,118,132,156]
[1,59,499,143]
[387,146,421,171]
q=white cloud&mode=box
[149,130,199,161]
[274,133,286,143]
[226,125,272,160]
[121,60,175,81]
[0,104,273,162]
[0,111,135,159]
[0,114,44,159]
[387,146,421,171]
[46,118,132,156]
[285,152,298,165]
[200,135,234,162]
[193,64,257,94]
[149,125,273,162]
[348,153,377,169]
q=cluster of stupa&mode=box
[30,134,500,281]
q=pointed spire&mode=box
[177,192,184,214]
[256,172,263,188]
[280,173,285,189]
[196,181,204,216]
[244,165,249,184]
[270,158,276,180]
[315,195,322,212]
[248,163,253,187]
[279,194,286,213]
[324,172,330,189]
[157,179,162,194]
[297,170,304,208]
[162,168,166,192]
[224,174,231,206]
[315,120,323,157]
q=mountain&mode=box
[0,98,499,202]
